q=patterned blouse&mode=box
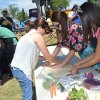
[58,25,88,53]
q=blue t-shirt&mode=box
[17,21,24,28]
[73,15,81,25]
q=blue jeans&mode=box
[11,67,33,100]
[78,44,100,69]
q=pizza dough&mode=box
[42,63,73,78]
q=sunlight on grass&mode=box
[44,30,58,45]
[0,78,22,100]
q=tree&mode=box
[8,4,28,21]
[32,0,69,17]
[8,4,19,18]
[17,9,28,21]
[32,0,41,17]
[50,0,69,10]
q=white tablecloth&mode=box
[34,46,100,100]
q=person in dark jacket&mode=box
[0,9,14,31]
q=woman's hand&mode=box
[49,62,64,68]
[44,61,62,68]
[70,65,78,75]
[44,60,50,67]
[38,56,45,60]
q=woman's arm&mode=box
[49,50,75,68]
[73,52,94,66]
[61,50,75,66]
[52,46,61,57]
[33,33,59,64]
[71,31,100,74]
[3,17,13,26]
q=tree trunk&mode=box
[37,4,41,17]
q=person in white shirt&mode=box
[68,4,78,21]
[68,4,81,25]
[11,18,60,100]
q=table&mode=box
[34,46,100,100]
[34,46,68,100]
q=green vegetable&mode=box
[43,78,51,90]
[68,86,88,100]
[42,78,60,90]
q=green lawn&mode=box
[44,30,58,46]
[0,78,22,100]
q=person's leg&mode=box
[0,47,13,85]
[0,47,11,75]
[11,68,33,100]
[2,38,15,64]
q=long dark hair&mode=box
[51,11,68,41]
[78,2,100,42]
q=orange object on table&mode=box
[50,83,56,98]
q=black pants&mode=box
[1,38,15,64]
[0,47,12,75]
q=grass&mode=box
[0,78,22,100]
[0,73,36,100]
[0,30,58,100]
[15,29,58,45]
[44,30,58,45]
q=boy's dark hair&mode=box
[72,4,78,11]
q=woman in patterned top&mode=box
[50,11,93,68]
[70,2,100,74]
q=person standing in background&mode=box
[68,4,81,25]
[0,45,12,85]
[0,27,18,64]
[16,20,26,30]
[0,9,14,31]
[0,27,18,83]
